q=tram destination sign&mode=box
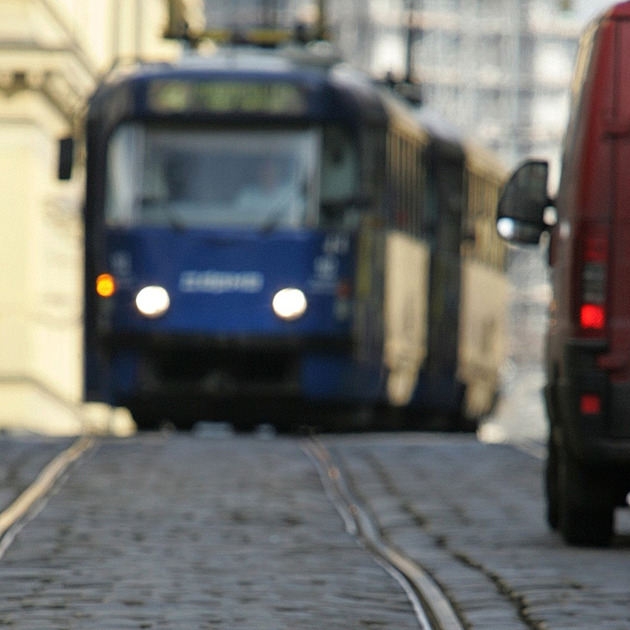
[147,80,308,116]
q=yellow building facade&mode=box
[0,0,195,433]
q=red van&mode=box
[497,2,630,545]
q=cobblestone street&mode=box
[0,434,419,630]
[0,430,628,629]
[331,433,630,629]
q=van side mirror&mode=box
[58,136,74,181]
[496,159,552,245]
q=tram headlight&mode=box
[135,286,171,318]
[272,288,307,321]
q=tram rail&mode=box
[0,437,95,560]
[303,436,466,630]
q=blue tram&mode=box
[81,45,506,430]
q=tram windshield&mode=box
[105,122,362,230]
[105,124,324,229]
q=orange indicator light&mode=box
[96,273,116,297]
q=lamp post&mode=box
[405,0,421,83]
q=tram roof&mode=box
[88,45,481,162]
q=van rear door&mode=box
[607,12,630,436]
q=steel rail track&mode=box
[0,436,96,560]
[303,436,466,630]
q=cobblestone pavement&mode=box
[329,433,630,630]
[0,430,628,629]
[0,433,421,630]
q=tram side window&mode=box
[464,169,506,270]
[320,126,361,228]
[386,128,426,237]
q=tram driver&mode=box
[236,156,304,227]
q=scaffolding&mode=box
[327,0,581,170]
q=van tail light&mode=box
[578,226,608,335]
[580,393,602,415]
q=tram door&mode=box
[425,140,466,407]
